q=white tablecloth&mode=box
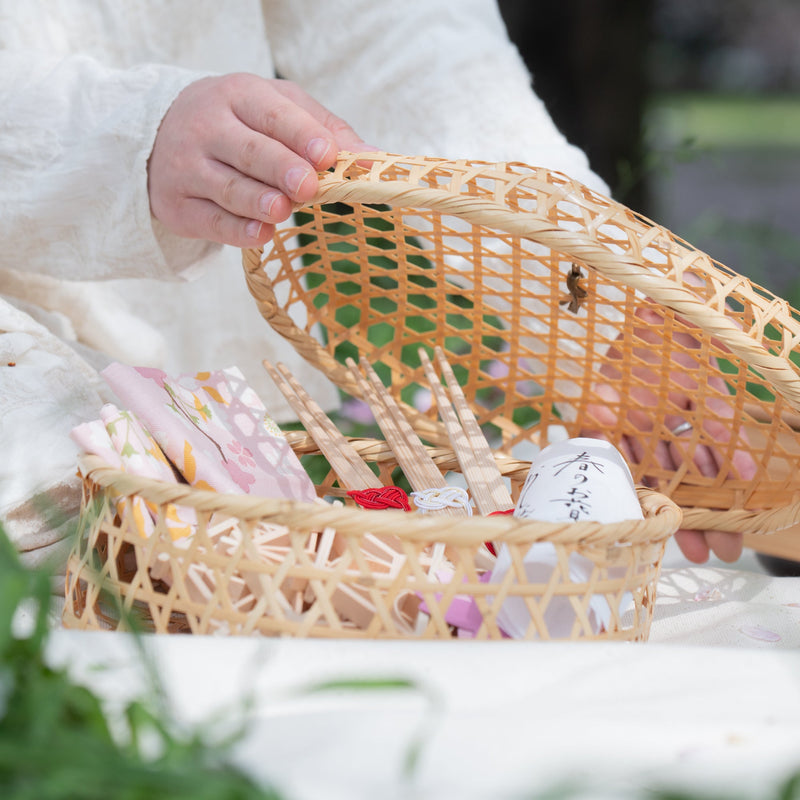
[48,542,800,800]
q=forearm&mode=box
[0,52,220,281]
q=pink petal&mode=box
[692,586,723,602]
[739,625,782,643]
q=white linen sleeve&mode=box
[261,0,609,194]
[0,52,221,282]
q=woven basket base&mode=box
[63,439,680,642]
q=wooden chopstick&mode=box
[345,357,445,490]
[263,360,382,490]
[421,347,513,515]
[345,357,467,518]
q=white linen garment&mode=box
[0,0,607,567]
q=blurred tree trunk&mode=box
[497,0,653,214]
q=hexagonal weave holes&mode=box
[243,152,800,536]
[63,434,680,641]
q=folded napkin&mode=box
[70,414,154,540]
[102,363,316,502]
[70,403,196,541]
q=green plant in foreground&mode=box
[0,526,281,800]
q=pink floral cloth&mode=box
[101,363,317,502]
[70,404,195,541]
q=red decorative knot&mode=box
[347,486,411,511]
[485,509,514,556]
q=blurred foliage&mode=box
[0,524,281,800]
[648,94,800,149]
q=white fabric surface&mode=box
[642,540,799,647]
[48,594,800,800]
[650,568,800,647]
[0,0,608,566]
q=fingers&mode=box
[220,81,335,204]
[674,529,710,563]
[667,432,720,482]
[272,79,377,155]
[194,155,296,226]
[705,530,743,562]
[583,306,753,568]
[188,159,294,226]
[674,529,743,563]
[704,390,758,481]
[178,197,277,248]
[148,74,376,245]
[229,75,373,175]
[666,396,757,483]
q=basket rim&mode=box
[77,450,681,547]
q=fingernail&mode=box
[286,166,311,196]
[246,220,263,239]
[306,137,331,165]
[259,191,281,218]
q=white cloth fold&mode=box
[0,296,106,565]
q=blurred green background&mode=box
[497,0,800,302]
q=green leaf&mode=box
[0,522,282,799]
[303,677,420,693]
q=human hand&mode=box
[148,74,375,247]
[581,306,758,564]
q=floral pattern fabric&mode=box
[101,363,317,502]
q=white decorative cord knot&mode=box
[410,486,473,515]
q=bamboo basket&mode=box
[63,433,680,641]
[242,152,800,537]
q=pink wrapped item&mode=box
[101,363,316,502]
[70,404,195,542]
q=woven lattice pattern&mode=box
[63,435,678,641]
[243,153,800,534]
